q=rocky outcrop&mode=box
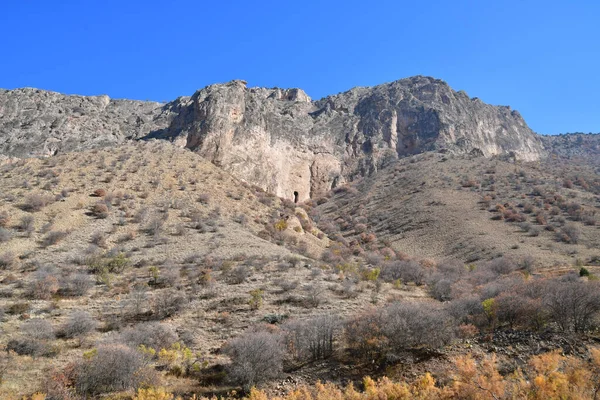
[0,76,545,200]
[0,87,170,157]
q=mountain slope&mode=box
[315,152,600,268]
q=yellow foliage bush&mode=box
[274,219,288,231]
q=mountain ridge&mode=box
[0,76,545,200]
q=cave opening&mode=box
[293,191,299,203]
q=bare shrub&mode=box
[119,322,178,352]
[90,232,107,248]
[197,193,210,205]
[60,273,94,297]
[274,278,299,293]
[229,265,250,284]
[22,318,55,340]
[8,319,55,357]
[543,280,600,332]
[74,344,150,395]
[0,228,12,243]
[381,301,455,352]
[557,224,581,244]
[88,202,109,219]
[60,311,97,339]
[144,217,165,236]
[380,260,427,285]
[126,285,149,317]
[344,308,386,359]
[0,211,9,228]
[495,292,543,330]
[152,289,187,319]
[446,296,486,327]
[302,284,325,308]
[338,280,359,299]
[283,316,339,361]
[0,252,16,270]
[22,194,52,212]
[223,327,284,391]
[28,268,59,300]
[486,256,517,275]
[17,215,35,236]
[41,231,69,247]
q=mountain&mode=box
[0,76,545,200]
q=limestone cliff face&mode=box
[0,76,545,200]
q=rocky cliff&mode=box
[0,76,545,200]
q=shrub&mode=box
[61,311,97,339]
[302,284,324,308]
[380,260,427,285]
[274,278,299,293]
[41,231,69,247]
[120,322,178,352]
[446,296,485,327]
[22,318,55,340]
[7,318,56,357]
[274,219,288,231]
[22,194,52,212]
[249,289,264,310]
[344,308,386,359]
[543,280,600,332]
[0,252,15,269]
[92,189,107,197]
[557,224,581,244]
[229,265,250,284]
[223,327,284,391]
[487,256,517,275]
[152,289,187,319]
[7,301,30,315]
[74,344,150,395]
[90,232,107,248]
[283,316,339,361]
[381,301,455,352]
[16,215,35,236]
[88,252,131,275]
[495,292,543,329]
[197,193,210,205]
[89,203,109,219]
[7,338,52,357]
[0,211,10,228]
[580,267,590,277]
[60,273,94,297]
[144,217,165,236]
[0,228,12,243]
[28,268,59,300]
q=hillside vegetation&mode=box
[0,137,599,399]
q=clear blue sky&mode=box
[1,1,598,134]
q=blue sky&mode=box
[1,1,598,134]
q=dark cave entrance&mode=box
[293,191,299,203]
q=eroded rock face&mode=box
[0,87,171,158]
[0,76,545,200]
